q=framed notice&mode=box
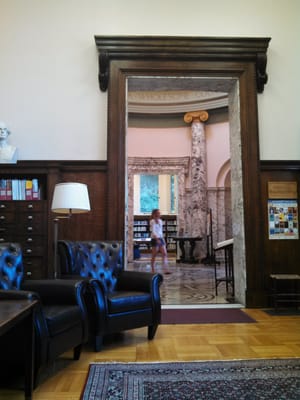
[268,181,297,199]
[268,199,299,240]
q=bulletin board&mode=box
[268,199,299,240]
[268,181,298,240]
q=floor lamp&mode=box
[51,182,91,278]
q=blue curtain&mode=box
[140,175,159,213]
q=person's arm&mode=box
[150,219,159,239]
[159,219,164,239]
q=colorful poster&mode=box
[268,200,299,240]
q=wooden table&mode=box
[173,236,202,263]
[0,299,37,400]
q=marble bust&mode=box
[0,122,17,163]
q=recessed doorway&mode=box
[126,83,234,306]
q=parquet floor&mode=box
[1,309,299,399]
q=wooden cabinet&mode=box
[0,200,47,279]
[133,215,177,252]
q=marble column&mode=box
[184,110,209,258]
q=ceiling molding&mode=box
[128,90,228,114]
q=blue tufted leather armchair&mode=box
[58,240,163,351]
[0,242,89,387]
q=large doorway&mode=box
[126,89,233,305]
[95,36,270,307]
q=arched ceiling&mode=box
[127,77,229,114]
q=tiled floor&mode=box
[128,253,235,306]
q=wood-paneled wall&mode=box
[56,164,107,242]
[47,161,107,276]
[259,161,300,306]
[3,159,297,304]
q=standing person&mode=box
[150,209,171,274]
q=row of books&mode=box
[0,179,41,201]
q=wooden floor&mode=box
[1,309,300,399]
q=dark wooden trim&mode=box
[238,63,265,307]
[95,35,271,93]
[0,160,107,171]
[260,160,300,171]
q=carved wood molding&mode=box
[94,35,271,93]
[127,156,190,175]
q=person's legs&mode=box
[151,244,159,272]
[159,242,170,274]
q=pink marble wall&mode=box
[127,127,191,157]
[206,122,230,186]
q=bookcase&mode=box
[164,216,177,252]
[0,170,48,279]
[133,215,177,252]
[0,160,107,279]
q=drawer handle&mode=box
[27,238,33,242]
[28,215,33,220]
[25,262,32,266]
[0,238,4,242]
[0,204,6,209]
[0,216,5,220]
[26,249,32,254]
[26,271,32,276]
[27,204,33,209]
[27,227,33,231]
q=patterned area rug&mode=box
[81,359,300,400]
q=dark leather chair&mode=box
[58,240,163,351]
[0,242,88,386]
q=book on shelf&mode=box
[6,179,12,200]
[0,178,41,201]
[0,179,6,200]
[32,178,39,200]
[25,180,33,200]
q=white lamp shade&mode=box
[51,182,91,214]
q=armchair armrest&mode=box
[22,279,88,305]
[117,271,163,293]
[0,289,50,361]
[0,289,40,301]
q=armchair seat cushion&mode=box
[107,291,152,314]
[43,305,83,337]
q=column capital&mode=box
[184,110,209,124]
